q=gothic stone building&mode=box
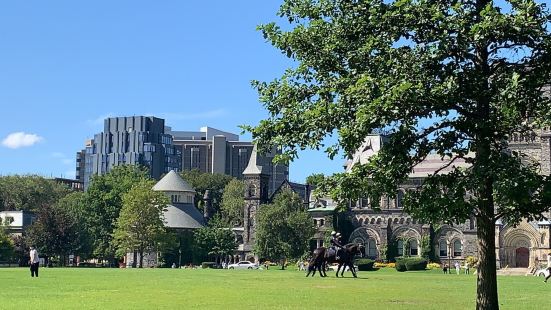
[343,130,551,269]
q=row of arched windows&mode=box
[438,239,462,257]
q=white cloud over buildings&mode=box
[1,132,44,149]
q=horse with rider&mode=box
[306,231,363,278]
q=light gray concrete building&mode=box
[168,126,288,195]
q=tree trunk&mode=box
[139,249,144,268]
[476,214,499,310]
[132,250,137,268]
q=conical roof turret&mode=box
[153,170,195,193]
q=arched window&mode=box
[397,240,404,256]
[439,240,447,257]
[366,238,377,258]
[409,239,419,256]
[453,240,462,257]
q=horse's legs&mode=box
[349,262,357,278]
[336,264,341,277]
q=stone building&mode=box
[343,129,551,269]
[124,170,204,268]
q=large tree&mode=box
[84,165,150,262]
[180,170,233,214]
[112,180,171,268]
[254,189,315,268]
[193,216,237,264]
[0,175,71,212]
[220,179,246,226]
[247,1,551,309]
[0,221,14,263]
[25,203,84,265]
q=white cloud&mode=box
[2,132,44,149]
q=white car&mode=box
[228,261,259,270]
[535,267,550,278]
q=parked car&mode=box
[535,267,550,278]
[228,261,259,270]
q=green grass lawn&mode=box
[0,267,547,310]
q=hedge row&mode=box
[395,257,428,272]
[354,259,375,271]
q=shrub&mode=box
[395,258,407,272]
[405,258,428,271]
[354,258,375,271]
[427,262,441,270]
[201,262,217,269]
[465,256,478,268]
[395,257,428,271]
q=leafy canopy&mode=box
[254,189,315,260]
[248,0,551,225]
[112,179,172,260]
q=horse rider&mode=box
[330,231,344,260]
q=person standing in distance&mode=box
[29,246,40,278]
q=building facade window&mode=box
[409,239,419,256]
[439,240,447,257]
[191,148,200,169]
[453,240,462,257]
[366,238,377,258]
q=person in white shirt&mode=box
[29,246,40,277]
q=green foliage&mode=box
[25,203,85,263]
[180,170,233,215]
[193,216,237,261]
[247,0,551,307]
[0,221,14,262]
[220,179,246,226]
[0,175,71,212]
[396,257,429,272]
[395,258,407,272]
[354,258,375,271]
[85,165,150,260]
[112,179,172,267]
[305,173,325,187]
[254,189,315,260]
[420,235,432,261]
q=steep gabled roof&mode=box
[153,170,195,193]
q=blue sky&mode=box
[0,1,344,182]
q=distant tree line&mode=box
[0,166,315,267]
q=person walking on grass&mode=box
[454,261,460,275]
[29,246,40,278]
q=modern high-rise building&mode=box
[77,118,289,193]
[78,116,181,189]
[168,126,288,195]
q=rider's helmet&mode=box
[331,231,336,236]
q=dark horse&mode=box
[306,243,363,278]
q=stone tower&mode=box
[242,145,270,258]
